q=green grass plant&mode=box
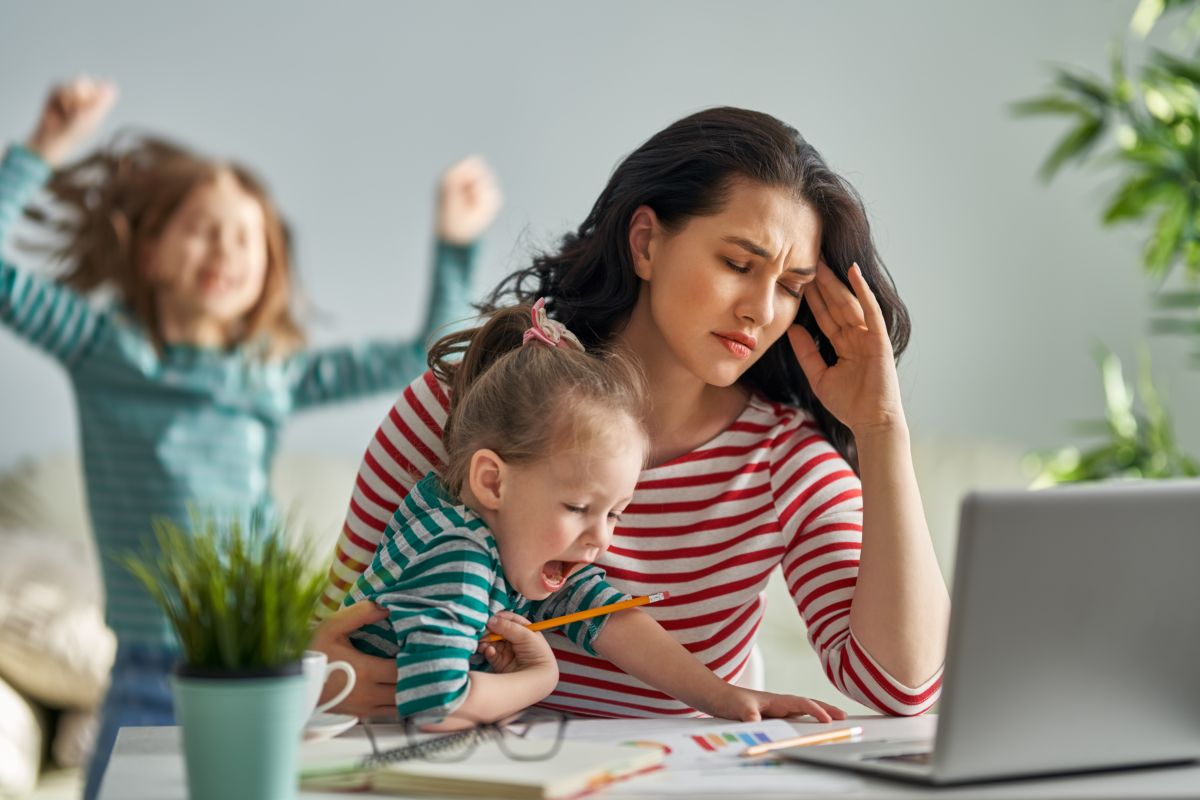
[120,513,325,670]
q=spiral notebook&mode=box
[301,736,665,799]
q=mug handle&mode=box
[314,660,357,715]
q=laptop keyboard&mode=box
[871,751,933,766]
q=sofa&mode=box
[0,437,1027,799]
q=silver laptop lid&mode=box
[934,478,1200,782]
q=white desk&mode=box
[99,716,1200,799]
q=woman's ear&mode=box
[467,449,506,511]
[628,205,659,281]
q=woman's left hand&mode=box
[787,262,905,437]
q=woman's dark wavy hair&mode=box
[482,106,910,470]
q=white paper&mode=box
[526,717,864,794]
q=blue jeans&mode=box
[83,644,177,800]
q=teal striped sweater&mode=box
[346,474,627,720]
[0,144,479,648]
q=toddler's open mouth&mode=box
[539,560,585,592]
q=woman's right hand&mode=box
[27,76,117,168]
[309,600,401,719]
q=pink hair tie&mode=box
[522,298,584,351]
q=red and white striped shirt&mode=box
[321,370,942,717]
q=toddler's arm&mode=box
[379,605,555,731]
[591,608,847,723]
[430,613,558,731]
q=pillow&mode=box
[51,709,98,769]
[0,530,115,709]
[0,452,91,548]
[0,675,45,797]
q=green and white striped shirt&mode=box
[0,144,479,648]
[346,474,627,720]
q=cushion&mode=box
[0,452,91,548]
[0,675,45,797]
[0,530,115,709]
[51,709,98,770]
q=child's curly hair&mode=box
[23,132,305,355]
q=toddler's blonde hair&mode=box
[428,304,648,498]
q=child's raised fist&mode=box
[436,155,503,245]
[27,76,118,167]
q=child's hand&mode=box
[27,76,118,168]
[703,686,847,723]
[479,612,557,682]
[435,155,502,245]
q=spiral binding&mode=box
[361,725,496,768]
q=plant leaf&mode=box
[1143,193,1190,275]
[1102,174,1176,223]
[1039,116,1107,180]
[1010,95,1095,117]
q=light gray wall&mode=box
[2,0,1197,472]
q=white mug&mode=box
[301,649,356,718]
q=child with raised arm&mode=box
[0,77,501,798]
[345,301,847,729]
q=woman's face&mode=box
[630,178,822,388]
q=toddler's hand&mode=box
[705,686,847,723]
[436,155,502,245]
[28,76,118,167]
[479,612,557,684]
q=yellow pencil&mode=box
[740,725,864,757]
[480,592,670,643]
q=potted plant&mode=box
[1025,345,1198,485]
[120,513,326,800]
[1013,0,1200,484]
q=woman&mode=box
[313,106,949,719]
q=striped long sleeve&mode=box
[287,241,480,411]
[0,144,48,244]
[0,259,104,367]
[345,475,521,720]
[0,146,104,366]
[769,405,943,716]
[523,564,629,655]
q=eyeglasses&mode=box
[360,708,569,767]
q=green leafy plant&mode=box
[1026,346,1198,486]
[1012,0,1200,359]
[1013,46,1200,280]
[120,513,326,670]
[1013,0,1200,484]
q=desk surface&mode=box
[99,715,1200,799]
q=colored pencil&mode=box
[740,726,864,757]
[479,592,670,643]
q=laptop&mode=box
[780,479,1200,785]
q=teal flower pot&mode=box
[172,663,307,800]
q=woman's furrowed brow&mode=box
[722,235,817,277]
[722,235,771,259]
